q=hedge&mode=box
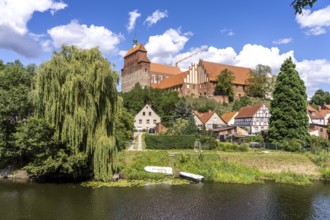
[145,135,195,149]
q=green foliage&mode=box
[305,135,330,154]
[246,65,275,98]
[268,58,309,144]
[14,117,88,179]
[115,104,134,151]
[232,96,252,111]
[145,135,195,149]
[171,99,193,121]
[265,171,311,185]
[186,96,220,113]
[217,142,249,152]
[281,139,302,152]
[248,134,264,143]
[118,151,169,181]
[291,0,318,14]
[174,153,261,183]
[199,136,218,150]
[215,69,235,102]
[310,89,330,105]
[122,84,180,125]
[35,46,119,181]
[0,60,34,164]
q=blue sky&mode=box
[0,0,329,96]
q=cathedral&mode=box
[121,39,251,101]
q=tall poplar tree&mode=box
[268,57,309,144]
[215,69,235,102]
[35,46,119,181]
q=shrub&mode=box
[217,142,249,152]
[282,139,302,152]
[145,135,195,149]
[305,135,330,154]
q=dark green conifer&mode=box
[268,57,309,144]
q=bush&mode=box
[282,139,302,152]
[305,135,330,154]
[199,136,217,150]
[217,142,249,152]
[145,135,195,149]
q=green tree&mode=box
[232,96,252,111]
[246,65,275,98]
[35,46,119,181]
[171,99,193,122]
[310,89,330,106]
[14,117,87,179]
[268,57,309,145]
[0,60,34,165]
[214,69,235,102]
[115,105,134,151]
[291,0,318,14]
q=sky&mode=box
[0,0,330,96]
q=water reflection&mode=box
[0,180,330,219]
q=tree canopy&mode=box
[310,89,330,106]
[291,0,318,14]
[35,46,120,181]
[268,57,309,145]
[0,60,34,165]
[214,69,235,102]
[246,65,275,99]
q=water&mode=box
[1,180,330,220]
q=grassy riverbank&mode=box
[83,149,328,187]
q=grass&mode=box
[95,149,325,187]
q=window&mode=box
[149,112,152,116]
[143,112,145,116]
[139,119,142,124]
[187,85,190,89]
[153,119,157,124]
[147,119,150,124]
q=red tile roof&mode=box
[193,110,218,124]
[150,63,181,76]
[124,44,147,57]
[308,105,325,119]
[235,104,264,119]
[150,83,158,89]
[158,71,188,89]
[200,60,251,85]
[221,112,237,124]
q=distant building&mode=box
[307,105,325,125]
[121,40,181,92]
[193,110,226,130]
[134,104,161,131]
[234,104,271,134]
[213,126,249,142]
[309,124,329,140]
[121,41,251,101]
[221,111,238,125]
[158,61,251,100]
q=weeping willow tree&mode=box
[35,46,119,181]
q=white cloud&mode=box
[272,37,293,45]
[220,28,235,37]
[127,10,141,32]
[145,28,191,64]
[0,0,67,57]
[145,10,168,26]
[296,6,330,35]
[48,20,122,54]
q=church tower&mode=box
[121,39,151,92]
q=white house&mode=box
[234,104,271,134]
[307,105,325,125]
[193,110,226,130]
[134,104,161,131]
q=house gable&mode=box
[134,104,161,130]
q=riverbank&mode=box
[92,149,327,187]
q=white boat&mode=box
[179,171,204,182]
[144,166,173,175]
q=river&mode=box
[1,180,330,220]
